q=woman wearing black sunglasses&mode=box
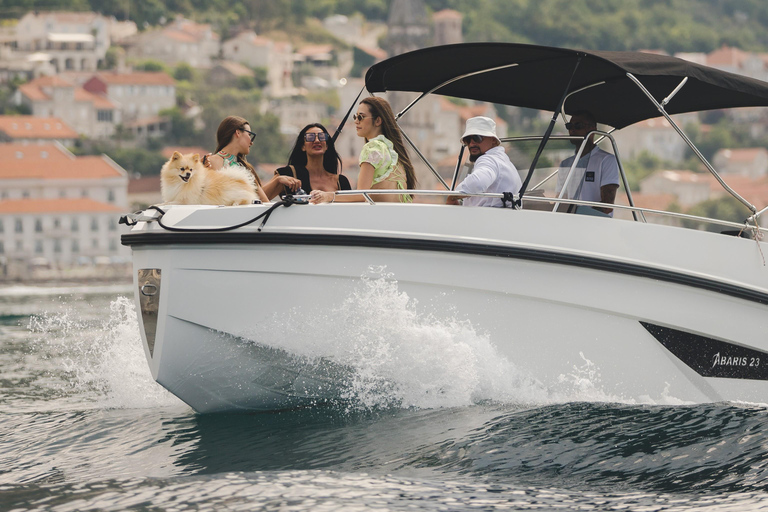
[205,115,269,202]
[264,123,350,200]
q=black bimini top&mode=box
[365,43,768,129]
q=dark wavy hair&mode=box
[360,97,416,189]
[286,123,342,175]
[215,115,260,185]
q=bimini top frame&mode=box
[364,43,768,221]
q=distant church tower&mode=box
[383,0,430,57]
[433,9,463,46]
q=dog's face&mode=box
[162,152,202,184]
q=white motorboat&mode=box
[122,44,768,413]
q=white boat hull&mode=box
[124,203,768,412]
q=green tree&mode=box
[173,62,195,82]
[684,196,752,232]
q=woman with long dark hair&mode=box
[310,97,416,204]
[263,123,350,199]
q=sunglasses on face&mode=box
[242,128,256,142]
[565,122,591,131]
[304,132,329,142]
[352,113,367,122]
[462,134,485,146]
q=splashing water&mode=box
[259,266,550,411]
[27,296,181,411]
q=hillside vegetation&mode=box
[3,0,768,53]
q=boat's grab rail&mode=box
[326,189,766,236]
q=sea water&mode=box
[2,279,768,511]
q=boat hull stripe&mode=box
[121,232,768,306]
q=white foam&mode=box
[27,296,183,411]
[259,266,551,410]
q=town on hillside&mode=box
[1,1,768,282]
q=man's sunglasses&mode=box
[565,122,591,131]
[461,134,485,146]
[242,128,257,142]
[304,132,329,142]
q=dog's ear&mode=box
[192,153,200,162]
[172,151,182,160]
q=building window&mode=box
[71,217,79,232]
[108,189,115,203]
[91,217,99,231]
[15,240,23,252]
[109,239,117,252]
[0,241,4,254]
[53,218,60,229]
[92,239,99,249]
[81,189,88,198]
[108,218,117,231]
[22,190,30,198]
[54,239,61,253]
[97,110,113,122]
[14,219,22,233]
[72,239,79,253]
[0,219,3,233]
[35,240,43,254]
[35,218,42,232]
[59,189,66,198]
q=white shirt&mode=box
[556,147,620,214]
[456,145,522,207]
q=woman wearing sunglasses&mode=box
[310,97,416,204]
[205,115,269,202]
[264,123,350,200]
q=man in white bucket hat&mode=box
[447,116,521,207]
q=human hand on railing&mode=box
[275,175,302,192]
[446,195,465,205]
[309,190,335,204]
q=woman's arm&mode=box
[261,174,302,200]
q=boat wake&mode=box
[252,267,651,411]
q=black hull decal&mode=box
[121,232,768,306]
[642,322,768,380]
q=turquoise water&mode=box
[2,285,768,511]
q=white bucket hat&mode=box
[460,116,499,143]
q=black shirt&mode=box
[275,165,351,195]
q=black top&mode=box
[276,165,351,195]
[365,42,768,129]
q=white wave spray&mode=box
[260,266,553,410]
[28,296,182,411]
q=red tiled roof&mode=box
[74,89,116,109]
[715,147,768,162]
[0,143,75,163]
[165,30,198,43]
[128,175,161,194]
[707,45,750,67]
[93,72,176,86]
[0,116,78,139]
[0,154,125,180]
[0,198,123,214]
[297,44,334,56]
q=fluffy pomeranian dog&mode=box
[160,152,258,205]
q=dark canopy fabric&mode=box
[365,43,768,129]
